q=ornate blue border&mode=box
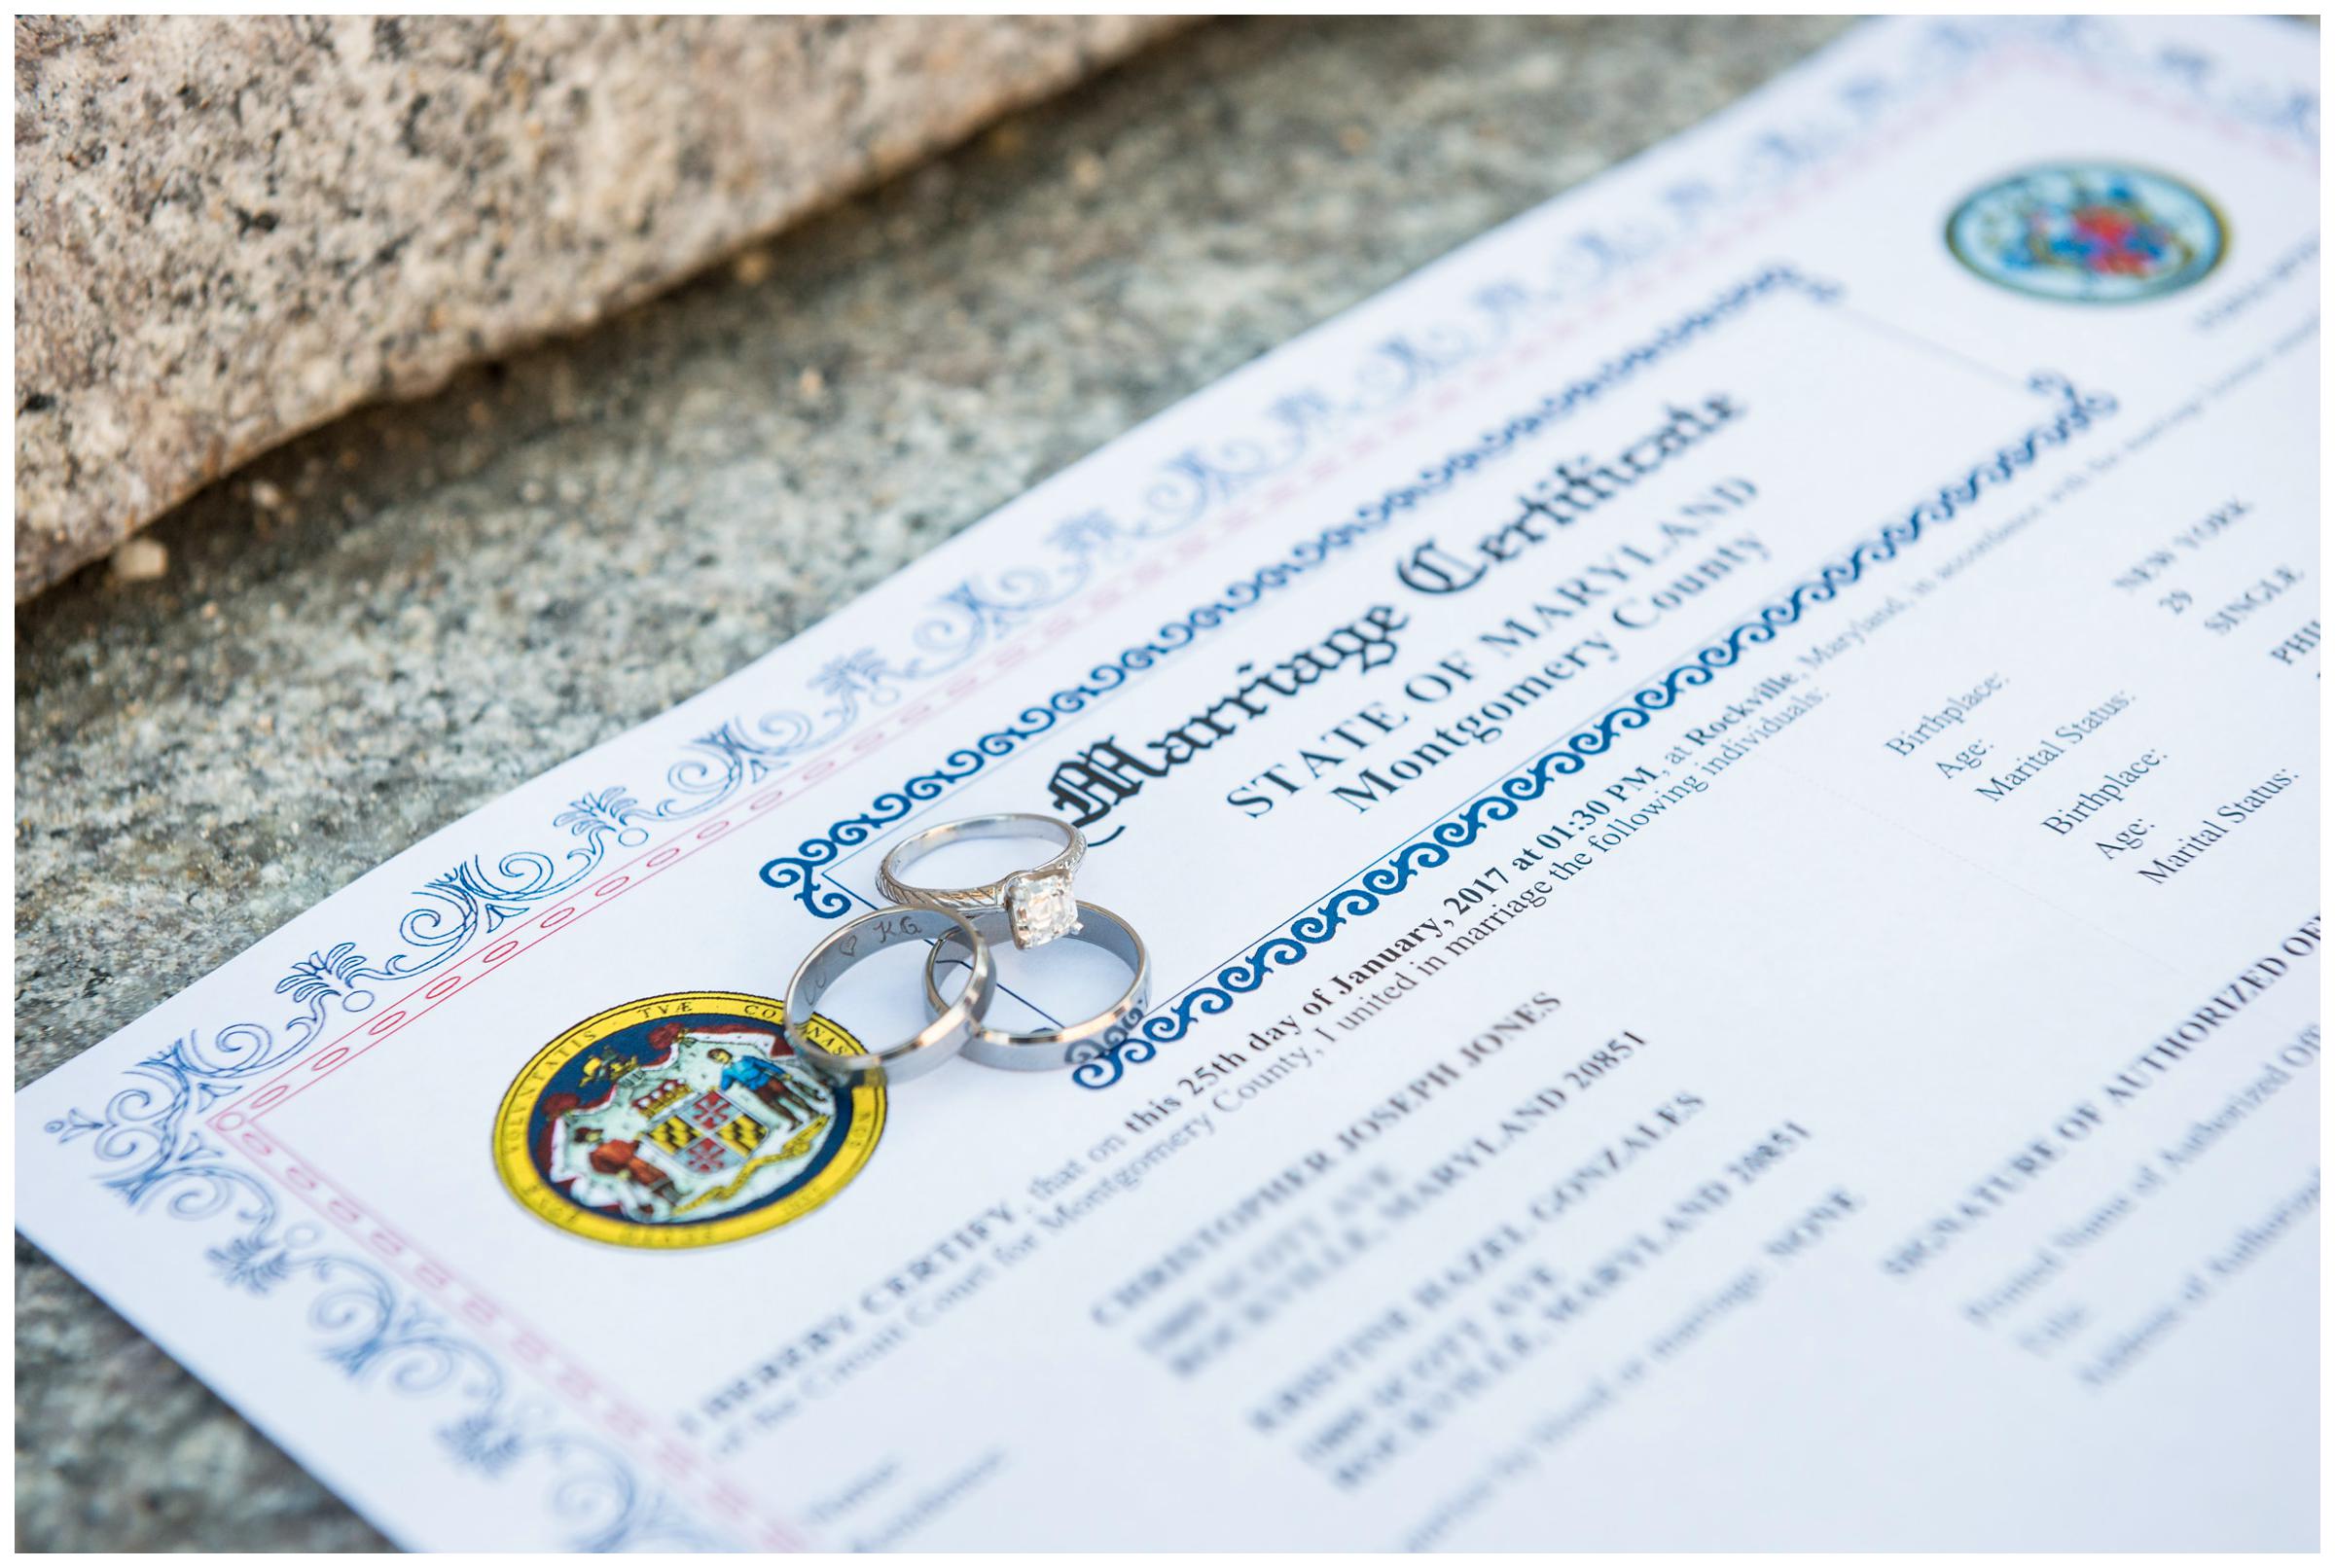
[31,16,2306,1548]
[2033,14,2317,148]
[44,1088,733,1550]
[1067,373,2121,1088]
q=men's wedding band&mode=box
[784,906,993,1087]
[877,812,1087,950]
[922,901,1149,1072]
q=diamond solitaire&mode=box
[1005,871,1083,948]
[876,812,1089,949]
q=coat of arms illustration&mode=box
[493,991,882,1248]
[1946,162,2225,303]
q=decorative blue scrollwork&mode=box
[47,1062,733,1550]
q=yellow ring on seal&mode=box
[492,990,884,1249]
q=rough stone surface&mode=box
[12,14,1185,599]
[14,17,1854,1550]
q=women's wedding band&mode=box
[876,812,1087,950]
[922,901,1149,1073]
[785,906,993,1087]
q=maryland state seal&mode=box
[493,991,881,1249]
[1947,162,2226,303]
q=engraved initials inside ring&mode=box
[784,906,993,1087]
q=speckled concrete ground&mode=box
[15,16,1852,1550]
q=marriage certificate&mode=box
[16,16,2320,1551]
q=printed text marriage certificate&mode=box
[16,16,2320,1550]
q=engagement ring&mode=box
[877,812,1087,949]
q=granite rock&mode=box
[14,17,1854,1549]
[12,14,1184,599]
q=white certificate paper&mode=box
[17,17,2320,1551]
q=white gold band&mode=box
[785,906,993,1087]
[922,901,1149,1072]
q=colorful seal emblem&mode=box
[1946,162,2225,303]
[493,991,881,1249]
